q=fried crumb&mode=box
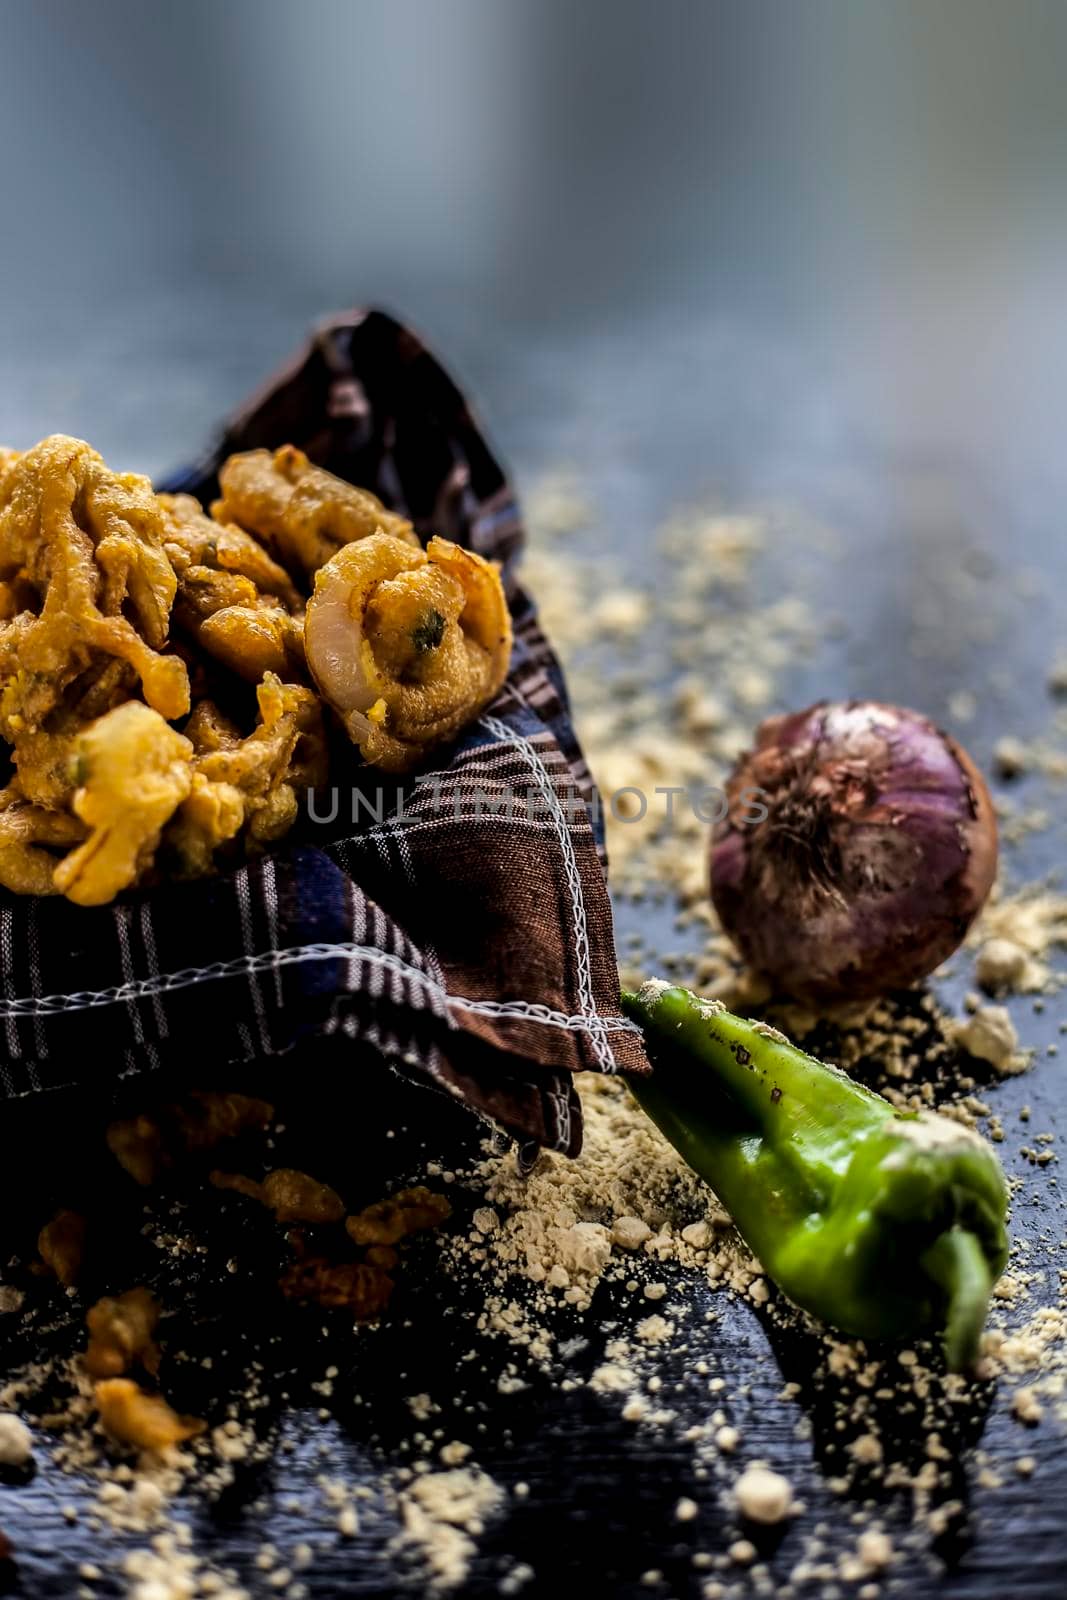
[85,1288,162,1379]
[37,1209,87,1285]
[94,1379,204,1453]
[278,1257,394,1318]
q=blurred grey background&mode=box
[2,0,1067,513]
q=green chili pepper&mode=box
[621,981,1008,1369]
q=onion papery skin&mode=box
[710,700,998,1002]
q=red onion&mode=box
[710,701,998,1002]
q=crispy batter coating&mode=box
[210,1167,345,1224]
[161,493,301,608]
[159,492,306,683]
[94,1378,204,1452]
[305,531,511,772]
[278,1256,395,1318]
[0,437,189,752]
[165,673,326,875]
[345,1185,452,1246]
[37,1209,88,1285]
[6,656,139,813]
[85,1288,161,1379]
[52,702,194,905]
[0,786,86,896]
[214,445,417,577]
[196,606,306,685]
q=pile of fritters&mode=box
[0,437,511,904]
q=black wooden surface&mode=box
[0,290,1065,1597]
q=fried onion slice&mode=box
[304,531,511,772]
[213,445,417,577]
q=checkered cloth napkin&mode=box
[0,310,647,1153]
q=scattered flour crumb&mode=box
[394,1469,504,1592]
[733,1464,794,1524]
[0,1412,32,1466]
[951,1006,1026,1075]
[611,1217,652,1250]
[636,1314,673,1345]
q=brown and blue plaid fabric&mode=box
[0,310,648,1154]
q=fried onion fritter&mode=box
[160,492,301,608]
[196,605,306,685]
[345,1185,452,1246]
[0,437,189,745]
[278,1256,395,1318]
[305,531,511,772]
[213,445,417,577]
[210,1166,345,1224]
[0,786,87,896]
[85,1287,162,1379]
[165,673,327,876]
[159,492,306,684]
[52,702,194,906]
[37,1209,88,1285]
[0,448,20,495]
[106,1113,167,1188]
[107,1091,275,1186]
[171,1089,275,1153]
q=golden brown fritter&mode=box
[37,1208,88,1285]
[0,448,20,493]
[0,437,189,746]
[278,1256,395,1318]
[213,445,417,577]
[85,1288,162,1379]
[345,1185,452,1246]
[159,492,306,684]
[161,492,301,608]
[7,656,138,813]
[210,1166,345,1224]
[304,531,511,773]
[196,606,306,686]
[107,1091,275,1186]
[52,702,194,906]
[106,1114,167,1188]
[170,1089,275,1153]
[164,673,326,877]
[0,786,87,896]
